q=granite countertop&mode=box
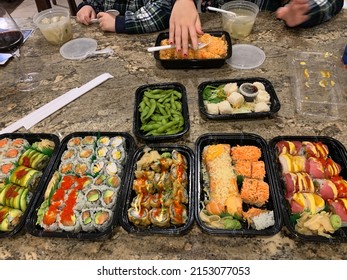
[1,11,347,260]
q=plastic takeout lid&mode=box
[227,44,265,69]
[60,38,97,60]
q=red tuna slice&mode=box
[329,198,347,222]
[284,172,315,199]
[276,140,302,155]
[324,158,341,178]
[313,179,338,200]
[290,200,304,214]
[331,176,347,198]
[305,157,325,178]
[279,154,306,174]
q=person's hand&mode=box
[276,0,310,27]
[76,5,96,25]
[97,12,116,32]
[169,0,204,56]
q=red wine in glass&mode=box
[0,30,24,52]
[0,7,39,91]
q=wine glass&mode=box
[0,6,39,91]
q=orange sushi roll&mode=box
[240,178,270,207]
[235,160,252,177]
[251,161,266,180]
[231,145,262,162]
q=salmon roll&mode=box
[234,160,252,177]
[0,138,11,150]
[251,161,266,180]
[94,208,113,231]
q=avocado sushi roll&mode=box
[94,208,113,231]
[0,183,32,211]
[31,139,55,156]
[0,205,23,231]
[18,148,50,171]
[8,166,42,189]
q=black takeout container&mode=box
[198,77,281,120]
[26,132,135,240]
[133,82,190,142]
[195,133,282,236]
[120,144,195,235]
[0,133,60,238]
[269,135,347,243]
[153,31,232,69]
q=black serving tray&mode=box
[133,82,190,142]
[153,31,232,69]
[195,133,282,236]
[269,135,347,243]
[198,77,281,120]
[26,132,135,240]
[0,133,60,238]
[120,144,195,235]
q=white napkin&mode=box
[0,73,113,134]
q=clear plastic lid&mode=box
[227,44,266,69]
[60,38,97,60]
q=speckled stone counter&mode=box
[1,11,347,260]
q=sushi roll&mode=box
[93,174,107,186]
[243,207,275,230]
[67,137,82,148]
[100,186,118,209]
[0,205,23,232]
[96,146,109,159]
[169,202,188,225]
[3,148,21,161]
[8,166,42,189]
[110,147,126,164]
[91,160,105,177]
[93,208,113,231]
[81,136,97,146]
[97,136,111,147]
[0,183,32,211]
[78,147,94,163]
[10,138,29,149]
[37,200,61,231]
[79,208,95,232]
[0,138,11,150]
[18,148,50,171]
[74,162,90,177]
[61,148,77,162]
[105,161,122,177]
[240,178,270,207]
[0,162,16,181]
[128,206,151,227]
[31,139,55,156]
[106,174,121,189]
[58,209,81,232]
[149,207,170,227]
[110,136,126,148]
[59,161,74,174]
[84,187,102,207]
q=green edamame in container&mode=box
[133,82,190,141]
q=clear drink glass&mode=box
[0,6,39,91]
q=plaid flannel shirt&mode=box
[200,0,344,27]
[78,0,173,34]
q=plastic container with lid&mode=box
[288,50,347,120]
[33,7,72,45]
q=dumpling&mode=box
[253,82,266,91]
[227,92,244,108]
[218,100,233,114]
[254,102,270,112]
[223,83,238,95]
[255,90,271,103]
[205,103,219,114]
